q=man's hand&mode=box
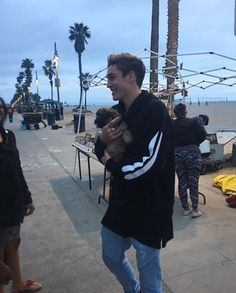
[101,149,111,165]
[25,203,35,216]
[100,117,123,144]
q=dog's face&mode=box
[94,108,120,128]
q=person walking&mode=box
[172,103,207,218]
[95,53,175,293]
[7,106,14,123]
[0,97,42,293]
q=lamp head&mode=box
[52,42,59,64]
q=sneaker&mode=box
[182,208,192,216]
[192,210,202,218]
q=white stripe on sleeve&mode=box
[121,132,163,180]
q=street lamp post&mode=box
[28,86,31,107]
[35,70,39,97]
[82,79,89,113]
[52,42,61,120]
[23,92,25,106]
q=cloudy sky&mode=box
[0,0,236,105]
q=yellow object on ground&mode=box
[213,174,236,195]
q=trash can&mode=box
[232,143,236,165]
[42,112,47,119]
[74,113,85,133]
[55,109,60,121]
[60,105,64,120]
[47,112,56,126]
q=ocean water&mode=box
[185,102,236,132]
[87,101,236,132]
[83,102,236,152]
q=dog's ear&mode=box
[94,108,112,128]
[96,108,106,117]
[94,107,121,128]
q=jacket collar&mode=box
[114,90,157,117]
[126,90,155,116]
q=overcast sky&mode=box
[0,0,236,105]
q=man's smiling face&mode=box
[106,65,131,102]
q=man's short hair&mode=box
[107,53,146,88]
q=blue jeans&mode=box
[101,225,162,293]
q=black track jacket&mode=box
[95,91,175,249]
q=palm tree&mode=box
[165,0,180,88]
[68,22,91,107]
[31,93,41,104]
[21,58,34,105]
[42,60,55,100]
[150,0,159,93]
[12,71,25,106]
[17,71,25,84]
[16,72,25,94]
[165,0,180,113]
[81,72,92,112]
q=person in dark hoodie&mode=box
[172,103,207,218]
[0,97,42,293]
[95,53,175,293]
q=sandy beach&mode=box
[62,101,236,133]
[185,102,236,132]
[61,101,236,158]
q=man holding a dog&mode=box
[95,53,175,293]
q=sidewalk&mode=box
[5,111,236,293]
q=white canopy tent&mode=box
[78,49,236,128]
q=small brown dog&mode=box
[94,107,133,161]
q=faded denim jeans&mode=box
[101,225,162,293]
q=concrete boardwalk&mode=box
[5,112,236,293]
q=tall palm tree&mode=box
[68,22,91,107]
[16,72,25,94]
[81,72,92,112]
[150,0,159,93]
[42,60,55,100]
[12,71,25,106]
[165,0,180,113]
[165,0,180,88]
[21,58,34,105]
[17,71,25,84]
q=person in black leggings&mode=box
[172,103,207,218]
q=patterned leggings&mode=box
[175,148,202,210]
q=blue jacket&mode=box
[95,91,175,249]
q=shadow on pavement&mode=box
[49,176,104,234]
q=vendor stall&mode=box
[200,130,236,172]
[21,112,47,130]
